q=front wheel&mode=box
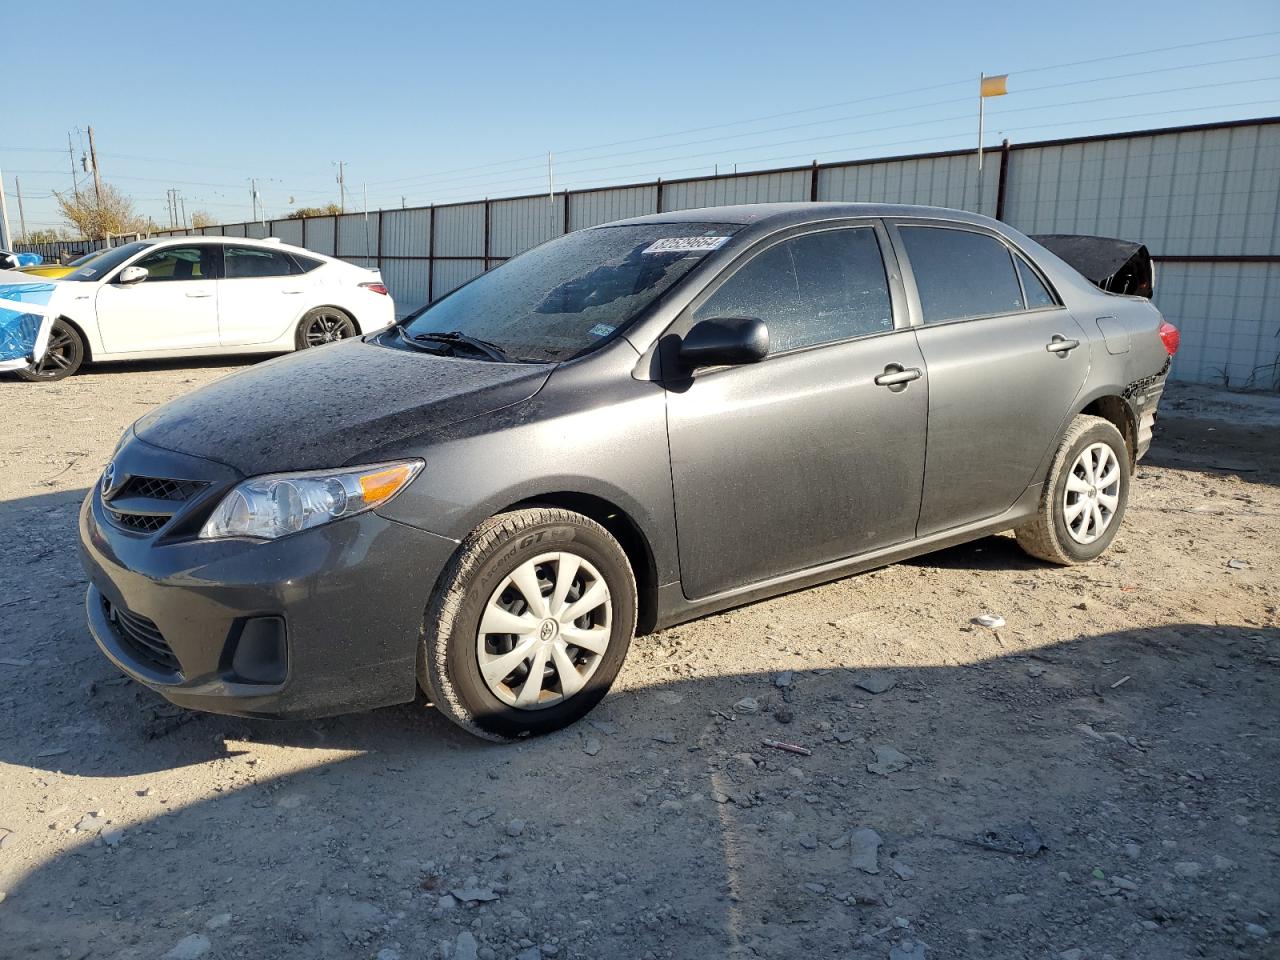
[295,307,356,349]
[420,508,637,741]
[1015,414,1131,565]
[13,319,85,382]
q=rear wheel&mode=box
[295,307,356,349]
[14,319,85,382]
[419,508,636,741]
[1015,414,1130,565]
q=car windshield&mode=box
[64,241,153,282]
[401,222,743,361]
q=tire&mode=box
[294,307,357,349]
[420,508,637,741]
[13,319,85,382]
[1015,414,1130,565]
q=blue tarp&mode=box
[0,274,56,369]
[15,252,44,267]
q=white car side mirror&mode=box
[118,265,149,285]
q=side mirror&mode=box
[679,316,769,369]
[117,265,148,285]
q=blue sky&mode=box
[3,0,1278,235]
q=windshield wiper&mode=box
[407,329,512,362]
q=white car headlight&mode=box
[199,460,423,541]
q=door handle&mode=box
[1046,336,1080,354]
[281,289,303,294]
[874,365,922,388]
[185,292,213,299]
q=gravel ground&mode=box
[1,358,1277,960]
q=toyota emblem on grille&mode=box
[101,461,122,500]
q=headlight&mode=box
[199,460,423,541]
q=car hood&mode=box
[134,337,553,475]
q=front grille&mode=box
[102,597,180,674]
[117,476,206,501]
[103,473,207,535]
[110,512,169,533]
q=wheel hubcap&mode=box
[1063,441,1121,545]
[31,327,74,377]
[476,551,612,710]
[306,314,351,346]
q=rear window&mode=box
[402,222,743,361]
[900,227,1024,324]
[224,245,297,279]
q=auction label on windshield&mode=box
[642,236,731,255]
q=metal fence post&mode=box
[995,139,1012,222]
[427,204,435,303]
[483,198,491,270]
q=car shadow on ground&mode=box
[2,583,1276,960]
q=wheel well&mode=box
[507,492,659,636]
[57,316,92,362]
[1080,395,1136,465]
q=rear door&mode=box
[664,221,928,599]
[94,243,220,353]
[216,245,312,346]
[890,221,1090,536]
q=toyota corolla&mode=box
[79,203,1179,740]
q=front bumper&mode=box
[78,441,458,719]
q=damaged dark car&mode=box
[79,203,1181,740]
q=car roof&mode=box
[148,234,331,260]
[602,201,999,231]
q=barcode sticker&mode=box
[642,236,731,255]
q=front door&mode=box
[891,222,1091,536]
[95,244,220,353]
[664,223,928,600]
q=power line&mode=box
[359,56,1280,200]
[359,29,1280,189]
[360,75,1280,206]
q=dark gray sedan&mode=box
[79,203,1179,739]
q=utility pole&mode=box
[181,196,188,230]
[334,161,346,213]
[250,178,258,224]
[15,177,27,242]
[68,132,80,199]
[0,165,12,250]
[87,125,103,204]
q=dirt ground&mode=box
[0,359,1276,960]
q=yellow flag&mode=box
[981,74,1009,98]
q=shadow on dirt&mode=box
[2,454,1277,959]
[3,600,1276,958]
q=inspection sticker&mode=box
[587,323,616,338]
[642,236,731,255]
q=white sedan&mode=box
[11,236,395,382]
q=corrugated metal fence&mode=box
[20,116,1280,388]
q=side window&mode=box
[694,240,799,335]
[224,246,297,279]
[694,227,892,353]
[788,228,893,348]
[899,227,1024,324]
[132,246,213,282]
[1016,256,1057,308]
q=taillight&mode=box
[360,282,389,296]
[1158,319,1180,355]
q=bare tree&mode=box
[190,210,217,229]
[54,183,152,239]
